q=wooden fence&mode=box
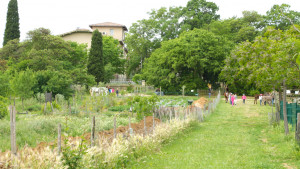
[5,91,221,165]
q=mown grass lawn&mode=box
[129,99,300,169]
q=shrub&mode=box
[130,95,159,120]
[126,85,133,92]
[0,96,8,119]
[120,90,127,96]
[108,105,131,112]
[52,101,61,110]
[36,93,45,103]
[26,104,42,112]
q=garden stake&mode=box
[57,124,61,155]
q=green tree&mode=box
[264,4,300,31]
[2,28,93,98]
[221,26,300,94]
[3,0,20,46]
[10,68,36,110]
[88,30,104,84]
[102,36,125,82]
[0,72,11,97]
[140,29,232,91]
[182,0,219,30]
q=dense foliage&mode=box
[125,0,219,76]
[138,29,233,91]
[0,28,95,99]
[126,0,300,93]
[220,25,300,95]
[3,0,20,46]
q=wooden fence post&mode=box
[160,87,162,96]
[58,124,61,155]
[114,117,117,139]
[296,113,300,145]
[91,116,95,146]
[129,116,133,136]
[10,105,17,156]
[169,109,172,122]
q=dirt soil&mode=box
[192,97,208,109]
[84,116,160,142]
[11,116,161,154]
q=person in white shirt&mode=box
[259,94,263,106]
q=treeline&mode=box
[0,28,125,98]
[126,0,300,94]
[0,1,126,114]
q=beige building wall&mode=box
[91,26,125,42]
[62,32,92,48]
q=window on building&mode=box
[110,29,114,36]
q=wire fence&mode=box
[3,91,221,168]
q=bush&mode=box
[108,105,131,112]
[0,102,8,119]
[26,104,42,112]
[0,96,8,119]
[126,85,134,92]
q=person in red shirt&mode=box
[242,94,246,104]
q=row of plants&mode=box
[1,117,196,168]
[0,110,138,152]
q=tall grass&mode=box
[0,118,196,168]
[0,114,137,152]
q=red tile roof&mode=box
[59,28,92,37]
[89,22,128,31]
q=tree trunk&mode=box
[278,86,282,103]
[283,79,289,135]
[274,87,280,124]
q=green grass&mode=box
[129,99,300,168]
[0,112,138,152]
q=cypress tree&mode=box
[88,29,105,84]
[3,0,20,46]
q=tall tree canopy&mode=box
[88,30,105,84]
[182,0,219,30]
[220,25,300,95]
[139,29,233,91]
[264,4,300,31]
[102,36,125,83]
[3,0,20,46]
[125,0,220,77]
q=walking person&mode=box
[234,94,237,105]
[259,94,263,106]
[208,87,212,99]
[231,94,235,106]
[242,94,246,104]
[116,88,119,97]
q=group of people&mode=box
[226,93,247,106]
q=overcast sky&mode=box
[0,0,299,47]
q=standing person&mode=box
[231,94,235,106]
[242,94,246,104]
[116,88,119,97]
[229,93,231,104]
[259,94,263,106]
[208,87,212,98]
[234,94,237,105]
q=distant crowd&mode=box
[224,92,247,106]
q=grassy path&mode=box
[130,99,300,169]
